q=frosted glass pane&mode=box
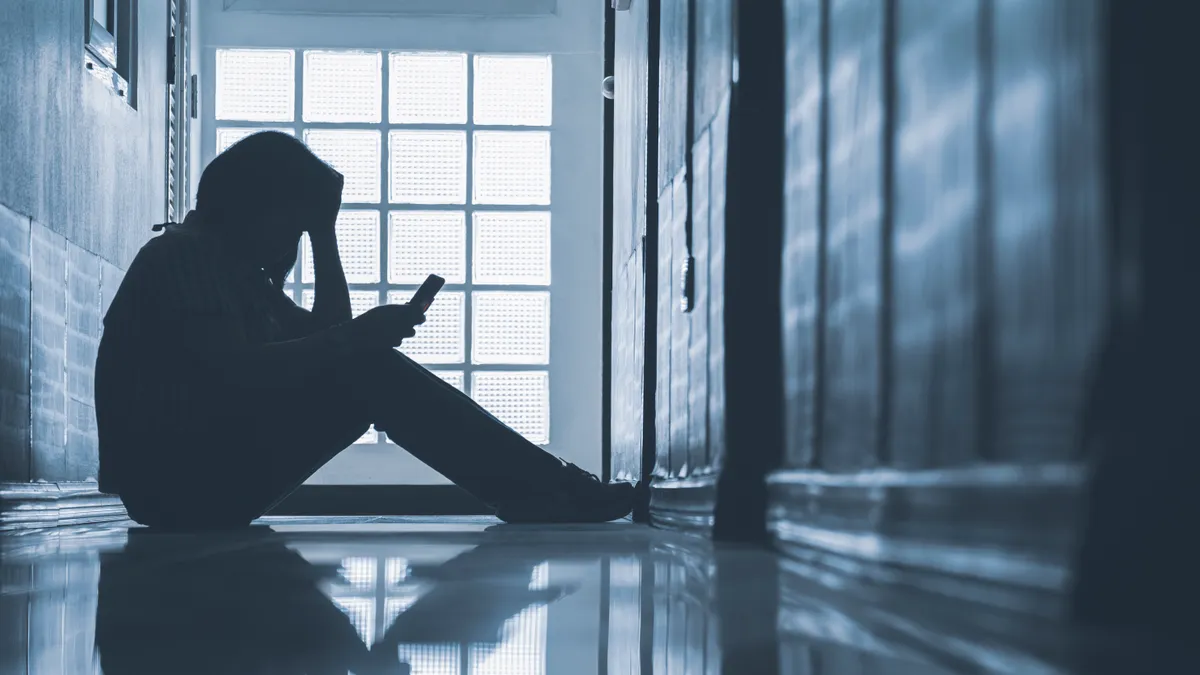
[388,211,465,284]
[333,597,375,645]
[473,212,551,285]
[389,51,468,124]
[473,131,551,205]
[303,50,382,123]
[389,131,466,205]
[471,371,549,444]
[387,290,465,364]
[215,49,295,122]
[473,291,550,365]
[215,127,295,154]
[473,54,553,126]
[301,211,381,283]
[303,129,382,203]
[432,370,464,391]
[301,289,379,318]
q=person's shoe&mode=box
[493,463,636,524]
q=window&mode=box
[85,0,139,106]
[213,48,554,450]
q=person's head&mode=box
[195,131,343,272]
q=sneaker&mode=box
[494,463,636,524]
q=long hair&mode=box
[195,131,342,288]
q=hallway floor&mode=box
[0,517,1184,674]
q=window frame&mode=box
[84,0,138,107]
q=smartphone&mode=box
[408,274,445,312]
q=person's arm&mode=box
[307,225,352,327]
[181,304,425,392]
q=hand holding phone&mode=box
[408,274,445,312]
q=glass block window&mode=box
[389,131,467,205]
[303,50,382,123]
[213,48,554,450]
[472,372,550,445]
[473,54,553,126]
[472,131,551,205]
[472,292,550,365]
[473,212,551,285]
[303,129,382,203]
[388,211,466,284]
[215,127,295,154]
[390,52,468,124]
[215,49,294,122]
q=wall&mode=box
[0,1,201,484]
[609,0,737,528]
[770,0,1106,619]
[201,2,606,483]
[609,0,656,486]
[612,0,762,534]
[650,0,737,522]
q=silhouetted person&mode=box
[95,131,633,528]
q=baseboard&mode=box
[0,481,130,531]
[767,463,1087,613]
[776,554,1083,672]
[649,475,719,534]
[268,484,492,516]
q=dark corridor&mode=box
[2,0,1198,672]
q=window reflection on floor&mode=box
[469,562,548,675]
[330,556,548,675]
[607,557,643,675]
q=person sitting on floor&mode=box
[94,131,634,528]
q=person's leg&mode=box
[350,349,565,505]
[118,345,373,529]
[349,348,634,520]
[133,345,632,528]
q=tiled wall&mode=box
[1,207,126,483]
[0,207,33,482]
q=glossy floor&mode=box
[0,517,1185,674]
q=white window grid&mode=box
[213,48,553,447]
[329,556,548,675]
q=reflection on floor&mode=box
[0,517,1185,674]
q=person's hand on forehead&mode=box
[299,168,345,235]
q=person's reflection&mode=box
[95,527,402,675]
[94,529,573,674]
